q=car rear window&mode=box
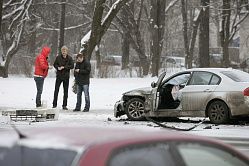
[221,70,249,82]
[0,145,77,166]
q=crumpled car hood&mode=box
[123,87,152,96]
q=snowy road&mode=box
[1,108,249,157]
[1,76,249,157]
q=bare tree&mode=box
[219,0,249,67]
[0,0,32,77]
[80,0,129,61]
[181,0,190,68]
[181,0,203,68]
[115,1,150,76]
[120,1,133,70]
[150,0,166,77]
[199,0,210,68]
[0,0,2,27]
[58,0,66,53]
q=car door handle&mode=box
[203,89,212,92]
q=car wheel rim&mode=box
[128,101,144,118]
[210,104,225,121]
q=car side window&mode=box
[177,143,248,166]
[107,143,176,166]
[210,75,220,85]
[189,72,219,85]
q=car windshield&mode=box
[107,143,175,166]
[0,145,78,166]
[166,73,191,86]
[221,70,249,82]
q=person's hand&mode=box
[58,66,64,70]
[75,69,80,73]
[49,66,53,69]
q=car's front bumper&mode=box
[114,100,125,118]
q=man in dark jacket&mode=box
[52,46,74,110]
[73,53,91,112]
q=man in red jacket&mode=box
[34,47,53,107]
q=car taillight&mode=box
[244,88,249,96]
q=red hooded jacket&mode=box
[34,47,50,77]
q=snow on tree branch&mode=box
[2,4,23,20]
[81,30,91,46]
[165,0,179,14]
[229,11,249,42]
[41,21,92,31]
[80,0,129,60]
[1,0,32,67]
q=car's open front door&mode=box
[151,72,166,111]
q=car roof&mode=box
[1,126,249,166]
[161,56,185,60]
[181,67,235,73]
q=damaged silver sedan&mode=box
[114,68,249,124]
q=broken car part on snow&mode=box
[146,117,206,131]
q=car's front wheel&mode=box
[125,98,145,121]
[208,101,229,124]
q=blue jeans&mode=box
[34,76,44,107]
[76,84,90,110]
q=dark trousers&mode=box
[34,76,44,107]
[53,78,69,107]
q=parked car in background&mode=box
[114,68,249,124]
[72,54,78,63]
[200,54,240,69]
[1,126,249,166]
[241,58,249,72]
[130,56,141,67]
[161,56,185,68]
[101,55,122,66]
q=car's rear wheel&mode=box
[208,101,229,124]
[125,98,145,121]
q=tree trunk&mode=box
[28,16,37,77]
[199,0,210,68]
[181,0,190,68]
[58,1,66,54]
[120,3,130,70]
[189,9,203,68]
[121,32,130,69]
[221,0,231,68]
[150,0,166,77]
[51,11,59,61]
[95,44,101,69]
[0,0,2,27]
[0,0,4,77]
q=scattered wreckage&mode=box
[2,101,59,122]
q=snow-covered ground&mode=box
[1,73,249,156]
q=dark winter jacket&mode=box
[74,58,91,85]
[34,47,50,77]
[53,54,74,79]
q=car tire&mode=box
[208,101,229,124]
[125,98,145,121]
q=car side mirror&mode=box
[151,81,156,88]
